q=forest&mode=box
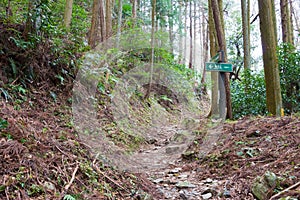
[0,0,299,199]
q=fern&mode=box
[63,194,76,200]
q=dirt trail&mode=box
[137,121,226,200]
[137,116,300,200]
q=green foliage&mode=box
[27,184,44,196]
[122,4,132,17]
[231,69,267,119]
[0,88,11,101]
[277,43,300,113]
[63,194,76,200]
[0,118,8,130]
[0,0,90,87]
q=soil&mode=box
[1,86,299,200]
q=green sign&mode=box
[205,62,233,72]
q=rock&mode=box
[182,150,196,159]
[201,193,213,199]
[171,131,189,143]
[169,167,182,174]
[179,190,188,200]
[178,174,188,179]
[152,178,164,184]
[202,187,218,196]
[175,181,196,188]
[44,181,55,191]
[204,178,213,183]
[146,138,158,144]
[252,180,270,200]
[165,146,181,154]
[223,189,231,197]
[252,171,278,200]
[264,171,277,188]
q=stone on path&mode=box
[201,192,213,199]
[175,181,196,188]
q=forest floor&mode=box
[0,85,299,200]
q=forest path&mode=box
[138,122,225,200]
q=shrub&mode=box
[231,69,267,119]
[277,43,300,114]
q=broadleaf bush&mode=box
[231,69,267,119]
[277,43,300,114]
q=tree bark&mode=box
[99,0,106,41]
[168,0,174,54]
[189,0,193,69]
[24,0,41,39]
[116,0,123,47]
[184,1,188,65]
[211,0,233,119]
[178,0,183,64]
[63,0,73,29]
[89,0,100,48]
[106,0,113,39]
[290,1,299,35]
[89,0,105,48]
[280,0,293,44]
[132,0,137,27]
[271,0,277,40]
[241,0,251,69]
[193,1,197,69]
[6,0,12,18]
[258,0,283,116]
[208,0,219,118]
[145,0,156,99]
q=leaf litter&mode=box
[0,87,299,199]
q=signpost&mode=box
[205,62,233,72]
[205,51,232,121]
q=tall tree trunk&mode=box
[184,1,188,65]
[289,0,295,44]
[63,0,73,29]
[168,0,174,54]
[6,0,12,18]
[280,0,293,44]
[145,0,156,99]
[89,0,100,48]
[116,0,123,47]
[132,0,137,27]
[290,1,299,35]
[201,22,209,90]
[258,0,283,116]
[178,0,183,64]
[89,0,105,48]
[211,0,233,119]
[193,1,197,69]
[241,0,251,69]
[99,0,106,41]
[106,0,113,39]
[208,0,219,118]
[189,0,193,69]
[271,0,277,40]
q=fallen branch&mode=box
[64,164,79,191]
[58,164,79,199]
[270,181,300,200]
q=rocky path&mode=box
[145,125,227,200]
[134,116,300,200]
